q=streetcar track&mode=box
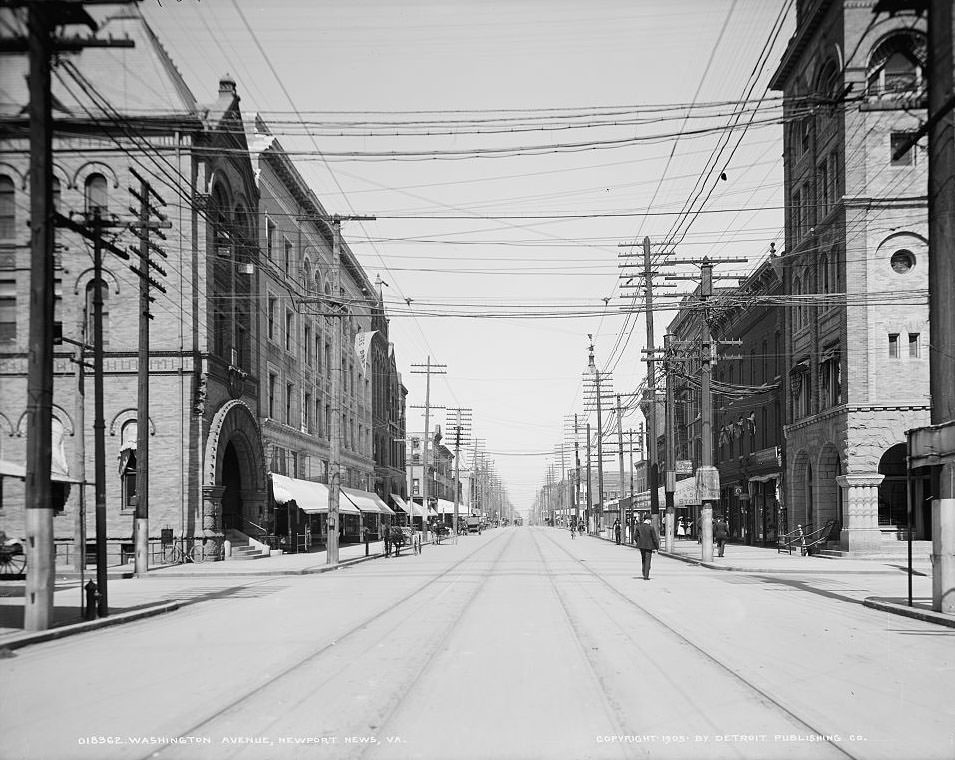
[140,531,514,760]
[525,529,642,756]
[352,528,520,760]
[540,529,861,760]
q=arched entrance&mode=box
[203,400,267,550]
[878,443,907,529]
[221,441,244,529]
[816,443,841,533]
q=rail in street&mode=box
[1,526,952,760]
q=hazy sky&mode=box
[140,0,794,512]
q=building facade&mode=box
[771,0,932,552]
[709,254,786,546]
[0,13,267,562]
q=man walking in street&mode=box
[714,514,729,558]
[634,516,661,580]
[613,517,621,545]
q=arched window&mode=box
[84,173,108,215]
[302,258,311,294]
[120,420,138,510]
[0,175,15,238]
[867,32,926,99]
[85,279,110,348]
[819,254,830,295]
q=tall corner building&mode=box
[770,0,932,552]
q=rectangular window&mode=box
[304,324,312,365]
[285,309,293,352]
[316,334,322,373]
[304,392,311,432]
[325,403,331,439]
[412,478,420,496]
[271,445,285,475]
[0,279,16,342]
[909,332,920,358]
[284,238,292,277]
[286,383,294,425]
[267,296,276,341]
[818,159,830,217]
[827,151,839,208]
[268,373,277,418]
[890,132,915,166]
[889,333,900,358]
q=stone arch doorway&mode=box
[203,400,266,548]
[878,443,907,529]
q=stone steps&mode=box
[815,540,933,560]
[224,530,267,561]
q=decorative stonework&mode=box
[836,473,884,553]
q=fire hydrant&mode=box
[84,580,99,621]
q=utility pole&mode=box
[310,215,373,565]
[23,1,55,633]
[585,337,610,535]
[447,408,471,539]
[616,394,626,543]
[585,422,593,534]
[664,332,677,552]
[574,415,581,527]
[664,256,746,560]
[8,0,136,633]
[411,358,447,543]
[128,169,170,576]
[642,237,660,535]
[619,237,680,537]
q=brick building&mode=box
[770,0,932,552]
[0,12,267,562]
[0,12,406,561]
[709,254,786,546]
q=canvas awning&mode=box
[342,487,396,515]
[0,459,83,484]
[391,493,411,514]
[436,498,464,515]
[269,473,361,514]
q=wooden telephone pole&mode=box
[5,0,133,630]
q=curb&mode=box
[141,552,384,578]
[0,553,387,651]
[0,601,180,652]
[862,598,955,629]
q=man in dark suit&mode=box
[634,517,661,580]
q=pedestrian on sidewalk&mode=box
[677,517,686,539]
[613,518,621,545]
[383,524,392,557]
[634,517,661,580]
[714,514,729,558]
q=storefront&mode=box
[270,474,390,551]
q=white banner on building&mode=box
[354,330,377,374]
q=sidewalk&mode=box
[592,531,954,629]
[0,539,390,650]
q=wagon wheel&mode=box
[0,547,26,577]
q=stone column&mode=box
[836,474,884,554]
[200,484,225,561]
